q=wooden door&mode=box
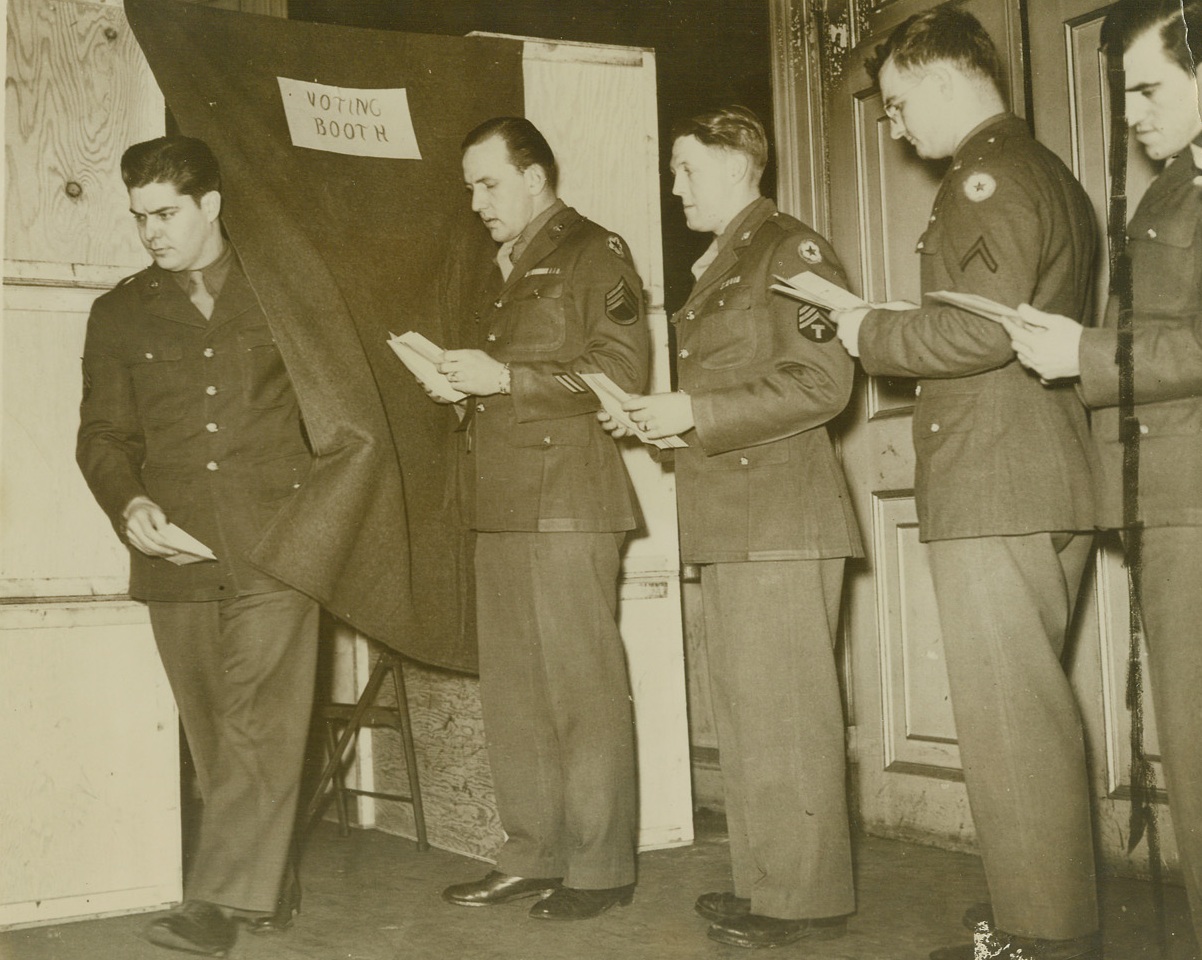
[825,0,1028,849]
[1027,0,1175,879]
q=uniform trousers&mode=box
[148,589,319,914]
[1139,527,1202,949]
[475,531,637,889]
[928,532,1097,942]
[699,558,854,920]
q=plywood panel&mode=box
[6,0,163,269]
[0,283,131,596]
[0,600,180,929]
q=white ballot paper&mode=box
[770,272,868,313]
[926,290,1034,328]
[161,523,217,565]
[576,371,688,450]
[387,331,466,403]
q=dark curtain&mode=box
[124,0,524,671]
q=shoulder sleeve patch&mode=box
[798,305,837,343]
[798,239,824,264]
[605,276,640,325]
[607,235,626,259]
[963,171,997,202]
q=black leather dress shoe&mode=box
[442,871,562,907]
[143,900,238,957]
[961,901,994,930]
[707,913,848,948]
[528,884,635,920]
[695,891,752,922]
[930,928,1102,960]
[245,867,301,934]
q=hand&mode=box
[123,496,179,559]
[438,349,507,396]
[621,391,694,439]
[1007,304,1083,381]
[831,306,870,357]
[597,409,636,439]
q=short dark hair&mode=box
[1101,0,1202,76]
[865,4,1002,93]
[461,117,559,193]
[120,136,221,201]
[670,105,770,177]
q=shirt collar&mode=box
[510,198,566,264]
[691,197,769,278]
[171,241,233,299]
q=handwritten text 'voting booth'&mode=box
[276,77,422,160]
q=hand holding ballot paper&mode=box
[388,331,467,403]
[582,372,688,449]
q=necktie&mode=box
[187,270,214,319]
[496,240,516,281]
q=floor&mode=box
[4,811,1197,960]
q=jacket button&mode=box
[930,423,940,432]
[915,384,922,397]
[542,436,552,445]
[205,385,217,396]
[678,349,690,359]
[476,403,485,413]
[206,461,219,471]
[203,347,214,358]
[494,299,504,308]
[144,352,154,359]
[205,422,218,433]
[685,310,695,320]
[916,241,925,251]
[1140,424,1149,435]
[739,457,749,465]
[1147,228,1158,239]
[717,299,725,307]
[486,333,497,342]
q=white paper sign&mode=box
[276,77,422,160]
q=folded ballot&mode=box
[161,523,217,565]
[576,371,688,450]
[926,290,1035,329]
[770,272,868,313]
[388,331,466,403]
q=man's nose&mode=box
[888,116,906,140]
[471,187,487,212]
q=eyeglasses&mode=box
[882,73,928,123]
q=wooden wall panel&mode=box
[0,284,131,596]
[5,0,163,270]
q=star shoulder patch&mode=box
[798,239,823,264]
[963,171,997,202]
[798,305,836,343]
[605,276,640,325]
[607,235,626,259]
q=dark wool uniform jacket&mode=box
[76,256,312,600]
[858,114,1099,541]
[1080,143,1202,529]
[671,198,862,564]
[453,204,650,533]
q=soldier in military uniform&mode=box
[1009,2,1202,953]
[830,9,1101,960]
[435,118,650,921]
[76,137,315,957]
[610,106,861,950]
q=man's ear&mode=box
[523,163,548,196]
[723,148,752,186]
[928,63,956,100]
[199,190,222,223]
